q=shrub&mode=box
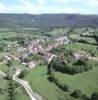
[81,94,89,100]
[7,60,12,67]
[71,90,82,98]
[0,88,5,94]
[59,83,69,91]
[4,75,12,80]
[18,70,28,78]
[91,92,98,100]
[48,73,56,82]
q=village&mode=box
[1,35,69,69]
[0,28,98,100]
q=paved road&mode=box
[13,70,41,100]
[0,70,41,100]
[47,54,57,64]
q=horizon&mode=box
[0,13,98,16]
[0,0,98,15]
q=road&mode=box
[13,69,41,100]
[0,70,6,77]
[0,70,41,100]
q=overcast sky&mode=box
[0,0,98,14]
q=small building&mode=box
[27,61,37,69]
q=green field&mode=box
[53,66,98,97]
[0,63,9,73]
[24,65,74,100]
[14,86,30,100]
[24,64,98,99]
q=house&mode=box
[8,53,19,60]
[27,40,43,54]
[27,61,37,69]
[4,55,11,60]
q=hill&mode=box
[0,14,98,29]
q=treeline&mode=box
[0,14,98,29]
[48,57,92,75]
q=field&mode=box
[24,65,74,100]
[54,66,98,97]
[0,63,9,73]
[23,62,98,99]
[14,86,30,100]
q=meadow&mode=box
[24,65,74,100]
[53,66,98,97]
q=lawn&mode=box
[54,66,98,97]
[24,65,73,100]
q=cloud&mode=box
[55,0,78,4]
[0,2,7,13]
[45,7,93,14]
[0,0,97,14]
[0,0,39,14]
[86,0,98,7]
[55,0,69,3]
[37,0,47,5]
[19,0,34,13]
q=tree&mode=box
[18,70,27,78]
[81,94,89,100]
[8,79,16,100]
[17,37,25,46]
[0,88,5,94]
[91,92,98,100]
[0,45,4,51]
[7,60,12,67]
[71,90,82,98]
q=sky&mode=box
[0,0,98,14]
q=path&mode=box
[13,69,41,100]
[0,69,41,100]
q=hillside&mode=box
[0,14,98,29]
